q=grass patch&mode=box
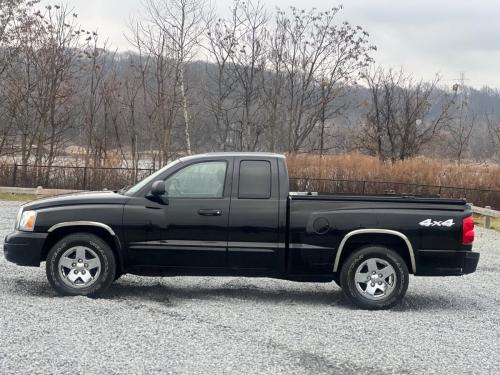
[474,214,500,231]
[0,192,38,202]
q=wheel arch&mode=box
[41,222,124,273]
[333,229,416,274]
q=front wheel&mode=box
[46,233,116,296]
[340,246,409,310]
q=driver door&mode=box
[125,157,233,269]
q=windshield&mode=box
[124,159,181,195]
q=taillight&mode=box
[462,216,475,245]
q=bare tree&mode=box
[486,114,500,160]
[278,6,375,152]
[80,32,115,168]
[262,8,286,152]
[447,79,476,164]
[205,6,240,150]
[33,4,82,177]
[219,0,269,151]
[139,0,209,155]
[128,6,182,164]
[0,0,34,156]
[0,0,22,76]
[360,67,456,161]
[0,2,85,189]
[115,54,145,178]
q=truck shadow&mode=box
[10,277,479,311]
[395,293,484,311]
[105,281,349,307]
[105,281,481,311]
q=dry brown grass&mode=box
[287,153,500,190]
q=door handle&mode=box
[198,209,222,216]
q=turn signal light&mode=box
[19,210,37,232]
[462,216,475,245]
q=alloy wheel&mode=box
[354,257,397,300]
[58,246,101,289]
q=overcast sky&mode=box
[40,0,500,88]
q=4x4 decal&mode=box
[419,219,455,227]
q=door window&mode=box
[165,161,227,198]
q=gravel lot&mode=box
[0,200,499,374]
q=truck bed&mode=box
[287,192,472,276]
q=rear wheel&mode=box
[46,233,116,296]
[340,246,409,310]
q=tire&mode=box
[46,233,116,297]
[340,246,409,310]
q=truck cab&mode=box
[122,153,289,276]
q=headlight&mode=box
[18,210,37,232]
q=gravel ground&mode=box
[0,200,499,374]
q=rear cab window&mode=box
[238,160,271,199]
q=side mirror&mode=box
[151,180,166,196]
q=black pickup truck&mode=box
[4,152,479,309]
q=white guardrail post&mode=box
[472,205,500,229]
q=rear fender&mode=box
[333,229,416,273]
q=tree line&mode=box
[0,0,499,172]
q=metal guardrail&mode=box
[472,206,500,218]
[472,205,500,229]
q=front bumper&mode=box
[3,231,48,267]
[416,249,480,276]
